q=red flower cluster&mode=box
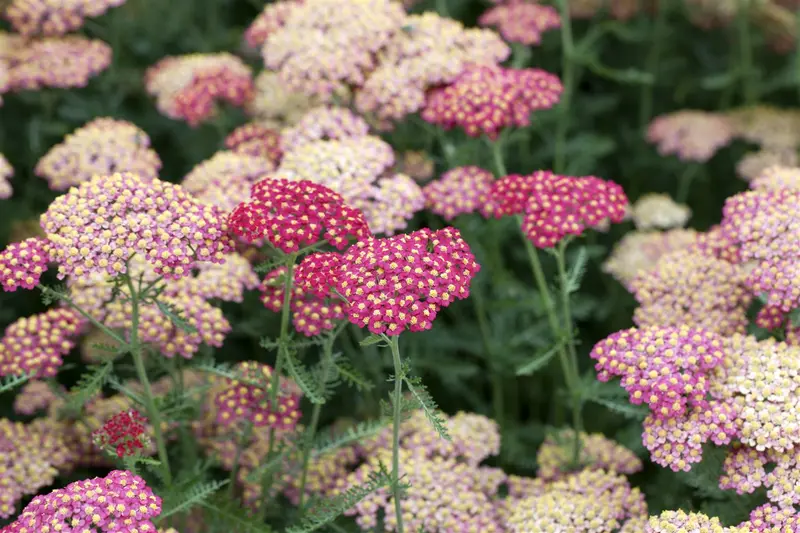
[92,409,149,458]
[0,237,51,292]
[422,64,563,139]
[228,178,371,253]
[484,171,629,248]
[214,362,302,429]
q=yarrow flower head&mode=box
[35,118,162,190]
[145,53,254,126]
[92,409,150,458]
[243,0,298,48]
[3,470,162,532]
[0,237,52,292]
[398,150,435,182]
[229,178,371,253]
[246,70,321,127]
[478,2,561,46]
[536,429,643,481]
[181,150,274,212]
[750,164,800,191]
[336,226,479,335]
[4,0,126,36]
[646,510,729,532]
[646,110,736,162]
[214,362,302,429]
[281,106,370,152]
[224,123,283,164]
[737,148,799,183]
[630,193,691,230]
[6,35,111,91]
[728,105,800,149]
[0,308,86,378]
[13,379,61,415]
[423,166,493,220]
[0,153,12,199]
[41,172,234,279]
[422,64,563,139]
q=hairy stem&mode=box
[553,0,576,174]
[389,335,406,533]
[638,0,669,128]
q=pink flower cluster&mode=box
[478,2,561,46]
[4,0,126,36]
[422,64,563,139]
[224,123,283,164]
[181,150,274,212]
[92,410,149,458]
[0,237,51,292]
[281,106,370,152]
[423,166,494,221]
[647,110,736,162]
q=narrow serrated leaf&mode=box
[516,342,561,376]
[156,300,197,334]
[359,334,384,347]
[160,480,229,519]
[285,351,326,405]
[62,362,113,415]
[0,373,32,394]
[588,396,648,419]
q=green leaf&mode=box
[312,419,387,456]
[0,373,32,394]
[285,351,327,405]
[201,494,276,533]
[404,373,451,441]
[156,300,198,334]
[160,480,229,520]
[359,334,385,347]
[700,70,739,90]
[516,342,561,376]
[331,355,374,392]
[587,396,648,420]
[62,362,114,415]
[789,307,800,327]
[565,246,588,294]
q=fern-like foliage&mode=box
[0,373,32,394]
[286,462,394,533]
[156,300,198,334]
[565,245,589,294]
[330,354,374,391]
[403,371,451,441]
[284,350,326,405]
[61,361,113,415]
[312,419,387,456]
[201,493,276,533]
[39,283,69,306]
[159,479,229,520]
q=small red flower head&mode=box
[214,362,302,429]
[92,409,150,458]
[336,227,480,335]
[228,178,372,253]
[0,237,52,292]
[423,166,494,221]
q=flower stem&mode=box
[737,0,757,104]
[472,289,504,441]
[487,135,508,177]
[676,164,700,203]
[126,274,172,485]
[638,0,669,128]
[553,0,576,174]
[388,335,405,533]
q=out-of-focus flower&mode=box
[566,0,645,20]
[281,106,370,151]
[35,118,161,190]
[684,0,737,28]
[175,253,259,303]
[736,148,799,182]
[229,178,371,253]
[6,35,111,90]
[4,470,161,531]
[80,327,121,362]
[244,0,299,48]
[337,226,479,335]
[728,105,800,149]
[646,110,735,162]
[12,380,61,415]
[224,123,283,164]
[0,418,71,518]
[0,154,12,199]
[537,429,642,481]
[508,469,648,533]
[355,13,509,122]
[41,172,233,279]
[478,2,561,46]
[92,409,150,457]
[736,504,800,532]
[0,308,86,378]
[282,442,359,505]
[629,250,752,335]
[181,151,274,212]
[145,53,254,127]
[247,70,321,127]
[646,510,729,532]
[214,362,302,430]
[262,0,405,98]
[630,193,691,230]
[422,64,562,139]
[4,0,125,36]
[750,165,800,190]
[423,166,493,220]
[602,229,699,289]
[398,150,434,182]
[0,237,52,292]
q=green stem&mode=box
[436,0,449,16]
[737,0,757,104]
[487,136,508,177]
[472,289,503,441]
[126,274,172,484]
[554,0,576,174]
[388,335,405,533]
[228,421,253,496]
[676,164,700,203]
[38,285,126,346]
[638,0,669,128]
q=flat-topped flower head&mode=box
[478,2,561,46]
[92,409,150,457]
[7,35,111,90]
[41,172,233,280]
[281,106,370,151]
[422,64,563,139]
[247,70,321,127]
[0,308,86,378]
[750,165,800,191]
[229,178,371,253]
[35,118,162,190]
[224,123,283,164]
[0,237,52,292]
[646,510,728,532]
[630,193,691,230]
[181,150,274,212]
[4,0,126,36]
[145,53,254,126]
[4,470,161,532]
[737,504,800,532]
[423,166,493,220]
[537,429,643,481]
[336,226,479,335]
[602,229,700,289]
[214,362,302,429]
[244,0,299,48]
[174,253,259,303]
[647,110,736,162]
[0,153,12,199]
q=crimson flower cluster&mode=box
[92,410,149,458]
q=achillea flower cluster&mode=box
[537,429,642,481]
[5,35,111,90]
[35,118,162,190]
[282,444,359,505]
[630,193,691,230]
[398,150,434,182]
[736,148,799,182]
[337,226,479,335]
[3,470,162,532]
[646,110,736,162]
[422,64,563,139]
[508,469,648,533]
[0,237,52,292]
[0,154,12,199]
[175,253,259,303]
[281,106,370,151]
[41,172,233,279]
[478,2,561,46]
[0,418,71,518]
[224,123,283,164]
[247,70,321,128]
[214,362,302,430]
[4,0,125,36]
[229,178,371,252]
[646,510,729,532]
[567,0,645,20]
[92,409,150,457]
[181,151,274,212]
[750,164,800,190]
[737,504,800,532]
[484,172,629,248]
[728,106,800,149]
[145,53,254,126]
[243,0,299,48]
[629,250,752,335]
[354,13,510,122]
[12,379,61,415]
[423,166,493,220]
[262,0,405,98]
[0,308,86,377]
